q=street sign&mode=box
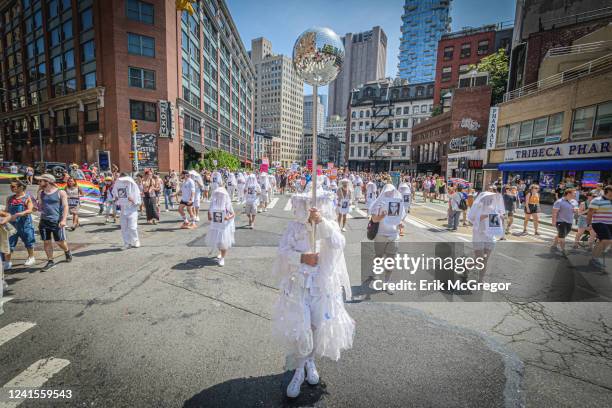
[379,148,401,157]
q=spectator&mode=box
[4,180,36,269]
[587,185,612,271]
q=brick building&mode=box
[0,0,255,172]
[433,23,512,106]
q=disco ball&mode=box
[293,27,344,86]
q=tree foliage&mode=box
[198,149,240,170]
[431,105,443,117]
[470,49,509,105]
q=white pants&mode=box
[228,185,236,200]
[237,183,245,202]
[120,206,139,246]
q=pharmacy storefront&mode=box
[447,149,487,190]
[491,138,611,198]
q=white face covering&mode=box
[292,197,309,224]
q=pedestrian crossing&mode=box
[0,201,102,227]
[0,317,70,408]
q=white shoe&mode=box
[3,261,12,271]
[24,257,36,267]
[132,241,141,248]
[286,367,304,398]
[218,257,225,266]
[341,227,347,232]
[195,216,200,222]
[165,209,170,212]
[216,253,222,259]
[305,359,319,385]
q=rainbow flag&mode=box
[57,180,102,204]
[0,173,24,179]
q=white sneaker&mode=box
[3,261,12,271]
[218,257,225,266]
[286,367,304,398]
[216,253,222,259]
[24,257,36,267]
[305,359,319,385]
[195,216,200,222]
[165,209,170,212]
[341,227,347,232]
[132,241,141,248]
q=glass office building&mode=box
[398,0,451,83]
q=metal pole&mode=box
[132,129,139,176]
[310,85,318,251]
[388,157,392,173]
[37,97,43,164]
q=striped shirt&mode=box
[590,196,612,224]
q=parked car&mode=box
[34,162,68,178]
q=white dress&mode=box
[272,218,354,369]
[205,200,235,250]
[365,182,377,208]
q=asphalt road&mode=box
[0,188,611,408]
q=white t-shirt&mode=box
[9,165,18,174]
[181,178,196,202]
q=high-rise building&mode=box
[250,37,303,168]
[0,0,255,171]
[303,95,324,135]
[325,115,347,167]
[327,26,387,118]
[398,0,451,83]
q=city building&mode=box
[411,72,492,186]
[250,36,303,168]
[270,136,281,166]
[508,0,612,92]
[0,0,255,171]
[303,132,329,166]
[253,128,272,165]
[327,26,387,118]
[303,94,324,135]
[486,23,612,200]
[347,78,434,172]
[327,134,345,168]
[434,23,513,106]
[398,0,451,83]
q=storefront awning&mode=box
[184,139,206,153]
[498,158,612,172]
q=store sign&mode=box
[169,103,176,138]
[503,138,612,162]
[486,107,498,150]
[449,135,477,151]
[131,133,158,169]
[159,100,169,137]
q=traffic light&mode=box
[131,120,138,133]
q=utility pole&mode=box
[131,120,139,175]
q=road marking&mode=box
[0,322,36,348]
[268,198,279,209]
[354,208,368,217]
[0,297,13,307]
[0,357,71,408]
[284,199,292,211]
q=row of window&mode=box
[443,40,489,61]
[351,104,432,118]
[441,64,471,82]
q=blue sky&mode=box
[227,0,516,94]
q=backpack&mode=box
[459,198,468,211]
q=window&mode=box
[48,0,58,19]
[594,101,612,138]
[62,19,73,41]
[129,67,156,89]
[459,64,470,74]
[443,46,453,60]
[506,123,520,147]
[441,66,451,82]
[518,120,533,146]
[571,106,596,140]
[496,126,508,147]
[61,0,70,11]
[460,43,471,58]
[80,8,93,31]
[532,117,547,145]
[52,55,62,74]
[82,71,96,89]
[130,100,156,121]
[546,113,563,142]
[81,40,95,62]
[477,40,489,55]
[403,106,410,115]
[33,10,42,29]
[127,0,154,24]
[63,50,74,70]
[50,28,61,47]
[396,107,401,115]
[414,106,420,114]
[128,33,155,57]
[85,103,98,123]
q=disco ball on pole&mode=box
[292,27,344,86]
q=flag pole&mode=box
[310,85,318,251]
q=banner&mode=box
[57,180,102,204]
[306,159,313,171]
[486,107,499,150]
[259,163,269,173]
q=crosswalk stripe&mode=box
[0,322,36,348]
[1,357,71,407]
[354,208,367,217]
[284,199,292,211]
[268,198,279,209]
[346,213,353,219]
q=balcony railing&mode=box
[545,40,612,57]
[541,6,612,30]
[503,53,612,102]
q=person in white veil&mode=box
[189,170,204,223]
[268,173,277,197]
[236,172,246,203]
[368,183,405,294]
[206,186,235,266]
[210,170,222,193]
[258,172,271,212]
[244,174,261,228]
[398,180,412,237]
[272,180,354,399]
[467,191,505,281]
[112,173,142,249]
[353,174,363,204]
[365,178,378,212]
[226,171,237,201]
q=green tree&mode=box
[470,49,509,105]
[431,105,443,117]
[198,149,240,170]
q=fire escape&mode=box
[369,98,394,160]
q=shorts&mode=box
[180,200,192,207]
[39,219,66,242]
[245,202,257,215]
[527,204,539,214]
[577,216,588,229]
[555,222,572,239]
[9,225,36,250]
[592,223,612,240]
[429,186,436,193]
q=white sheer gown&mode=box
[271,218,355,369]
